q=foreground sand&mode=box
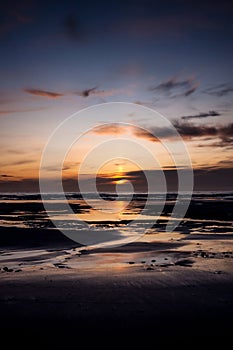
[0,232,233,343]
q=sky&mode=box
[0,0,233,192]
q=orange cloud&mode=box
[92,123,160,142]
[92,124,128,135]
[132,128,159,142]
[24,88,64,99]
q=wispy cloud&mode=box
[149,76,199,98]
[0,174,14,178]
[204,83,233,97]
[5,149,26,155]
[44,162,80,172]
[75,86,132,98]
[92,124,127,135]
[62,14,85,41]
[24,85,131,100]
[92,123,174,141]
[24,88,64,99]
[75,86,99,97]
[133,125,177,141]
[0,110,22,115]
[174,121,233,147]
[0,106,47,115]
[93,87,133,98]
[92,120,233,147]
[1,159,36,167]
[13,159,36,166]
[132,128,159,142]
[174,121,218,138]
[181,110,221,120]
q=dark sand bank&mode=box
[0,227,80,249]
[0,266,232,343]
[1,230,233,343]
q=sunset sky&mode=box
[0,0,233,192]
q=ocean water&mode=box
[0,192,233,236]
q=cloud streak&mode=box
[75,86,132,98]
[0,107,47,115]
[91,121,233,147]
[92,123,175,141]
[181,110,221,120]
[132,127,165,142]
[75,86,99,97]
[24,88,64,99]
[92,124,128,135]
[149,76,199,98]
[23,85,132,100]
[174,121,233,147]
[0,174,14,178]
[1,159,36,167]
[204,83,233,97]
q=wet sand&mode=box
[0,230,232,343]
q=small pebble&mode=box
[3,267,13,272]
[146,266,154,271]
[79,249,88,255]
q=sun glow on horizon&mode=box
[115,178,128,185]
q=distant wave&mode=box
[0,192,233,201]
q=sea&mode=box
[0,192,232,249]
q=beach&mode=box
[0,193,233,342]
